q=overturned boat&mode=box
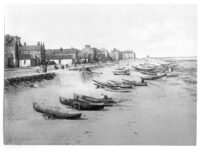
[33,102,82,120]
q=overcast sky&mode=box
[5,4,197,58]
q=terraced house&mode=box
[46,48,79,66]
[19,42,45,67]
[123,50,136,60]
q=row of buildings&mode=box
[4,35,136,68]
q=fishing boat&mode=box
[73,94,116,106]
[122,79,147,86]
[140,71,157,76]
[104,86,131,93]
[107,80,133,88]
[93,79,109,87]
[59,97,105,110]
[132,66,155,72]
[141,73,167,80]
[93,79,133,89]
[122,79,136,85]
[33,102,82,120]
[166,74,178,77]
[115,67,125,70]
[113,71,130,75]
[134,82,147,86]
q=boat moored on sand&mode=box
[33,102,82,120]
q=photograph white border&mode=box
[0,0,199,150]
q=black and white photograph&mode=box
[2,2,198,146]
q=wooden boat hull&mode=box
[140,71,157,76]
[107,81,133,88]
[33,102,82,119]
[93,79,132,89]
[134,82,147,86]
[74,94,116,106]
[166,74,178,77]
[59,97,105,110]
[104,87,131,93]
[113,72,130,75]
[141,73,167,80]
[133,66,155,72]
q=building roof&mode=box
[46,54,73,60]
[20,45,42,51]
[46,48,79,55]
[112,48,121,52]
[123,50,134,53]
[19,54,33,59]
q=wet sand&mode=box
[4,59,196,145]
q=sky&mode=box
[5,4,197,58]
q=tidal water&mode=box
[4,59,197,145]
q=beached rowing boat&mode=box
[166,74,179,77]
[104,86,131,93]
[132,66,155,72]
[141,73,167,80]
[113,71,130,75]
[59,97,105,110]
[93,79,133,89]
[33,102,82,119]
[108,80,133,88]
[73,94,116,106]
[122,79,147,86]
[139,71,157,76]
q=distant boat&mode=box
[166,74,179,77]
[132,66,155,72]
[122,79,147,86]
[141,73,167,80]
[139,71,157,76]
[112,69,130,75]
[93,79,133,89]
[113,71,130,75]
[115,67,125,70]
[104,86,131,93]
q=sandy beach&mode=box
[4,58,196,145]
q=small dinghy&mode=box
[33,102,82,120]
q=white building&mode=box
[19,54,32,67]
[48,55,73,66]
